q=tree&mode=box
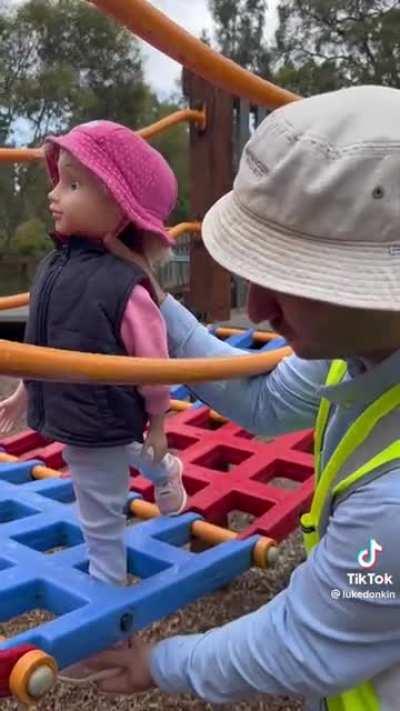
[1,0,157,145]
[208,0,271,76]
[12,217,50,256]
[0,0,190,256]
[274,0,400,95]
[149,101,189,224]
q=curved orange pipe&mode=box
[0,340,291,384]
[168,221,201,239]
[138,108,206,139]
[215,327,279,343]
[0,148,43,163]
[0,109,207,165]
[89,0,299,108]
[0,292,30,310]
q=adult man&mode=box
[90,85,400,710]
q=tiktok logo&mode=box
[357,538,383,569]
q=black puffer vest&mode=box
[24,236,152,447]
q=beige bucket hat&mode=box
[202,85,400,310]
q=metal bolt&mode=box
[120,613,133,632]
[372,186,384,199]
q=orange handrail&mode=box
[168,221,201,239]
[0,147,43,163]
[138,108,206,139]
[0,339,292,384]
[0,109,207,164]
[0,292,30,310]
[215,327,279,343]
[89,0,300,109]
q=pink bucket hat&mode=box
[44,120,178,245]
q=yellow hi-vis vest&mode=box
[300,360,400,711]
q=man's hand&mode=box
[86,638,156,695]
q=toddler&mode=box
[0,121,188,594]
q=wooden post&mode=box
[183,69,234,322]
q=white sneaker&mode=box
[154,456,188,516]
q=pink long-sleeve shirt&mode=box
[120,284,170,415]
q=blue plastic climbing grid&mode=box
[0,326,286,670]
[0,458,259,669]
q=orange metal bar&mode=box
[0,109,207,165]
[168,221,201,239]
[0,452,277,566]
[0,340,292,384]
[129,498,277,568]
[215,327,280,343]
[89,0,300,109]
[0,148,43,163]
[0,452,60,479]
[138,108,206,139]
[0,292,30,310]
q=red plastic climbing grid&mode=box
[1,407,315,542]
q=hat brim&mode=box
[202,191,400,311]
[45,137,174,247]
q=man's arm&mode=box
[161,295,328,436]
[101,238,326,436]
[150,469,400,702]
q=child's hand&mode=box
[142,414,168,464]
[0,389,26,434]
[142,428,168,464]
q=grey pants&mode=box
[63,442,177,585]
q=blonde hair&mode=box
[143,231,172,268]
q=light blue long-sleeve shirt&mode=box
[150,296,400,709]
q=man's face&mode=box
[247,283,396,360]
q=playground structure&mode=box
[0,0,308,705]
[0,329,314,706]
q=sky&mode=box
[142,0,279,97]
[9,0,280,141]
[10,0,279,97]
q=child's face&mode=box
[48,149,123,238]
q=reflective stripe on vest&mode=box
[300,359,400,711]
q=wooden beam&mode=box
[183,69,234,322]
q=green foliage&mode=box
[1,0,155,142]
[149,102,190,224]
[208,0,271,75]
[0,0,191,257]
[274,0,400,95]
[12,217,50,256]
